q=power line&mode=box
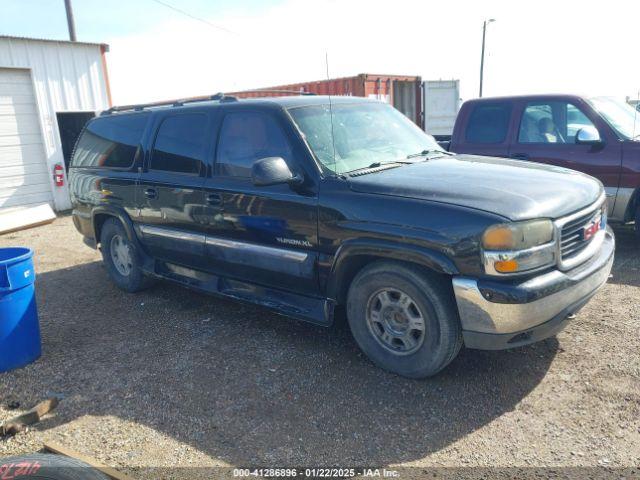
[148,0,237,35]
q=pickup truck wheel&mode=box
[635,204,640,238]
[100,218,153,293]
[347,261,462,378]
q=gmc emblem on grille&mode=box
[582,214,602,241]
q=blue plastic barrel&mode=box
[0,247,41,373]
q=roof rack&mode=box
[101,92,238,115]
[231,89,317,96]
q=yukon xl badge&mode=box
[276,237,312,248]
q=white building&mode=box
[0,36,111,212]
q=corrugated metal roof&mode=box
[0,35,109,51]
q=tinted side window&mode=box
[71,113,149,168]
[150,114,208,175]
[465,103,512,144]
[216,112,293,178]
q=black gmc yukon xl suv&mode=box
[70,95,615,378]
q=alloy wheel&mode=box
[110,234,133,277]
[365,288,427,355]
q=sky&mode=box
[2,0,639,106]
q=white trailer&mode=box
[422,80,460,138]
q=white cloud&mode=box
[106,0,640,106]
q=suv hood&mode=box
[347,154,603,221]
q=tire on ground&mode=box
[0,453,110,480]
[99,217,154,293]
[346,260,462,378]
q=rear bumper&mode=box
[452,227,615,350]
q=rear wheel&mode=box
[635,204,640,239]
[346,261,462,378]
[99,218,153,292]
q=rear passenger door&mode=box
[201,108,319,296]
[136,111,211,267]
[453,101,514,157]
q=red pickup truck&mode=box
[448,95,640,234]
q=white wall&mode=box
[0,37,110,210]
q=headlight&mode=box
[482,219,555,275]
[482,219,553,250]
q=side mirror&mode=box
[251,157,302,187]
[575,126,602,145]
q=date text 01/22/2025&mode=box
[232,468,400,477]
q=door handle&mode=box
[144,188,157,199]
[510,153,529,160]
[206,193,223,206]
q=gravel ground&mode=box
[0,216,639,477]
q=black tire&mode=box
[346,261,462,379]
[635,204,640,239]
[100,218,153,293]
[0,454,109,480]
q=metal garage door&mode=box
[0,68,52,210]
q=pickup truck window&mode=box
[289,102,440,174]
[71,113,149,169]
[150,113,207,175]
[518,101,595,144]
[216,111,293,178]
[464,103,511,144]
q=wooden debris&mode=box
[43,441,136,480]
[0,398,59,436]
[0,203,56,235]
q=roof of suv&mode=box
[101,95,374,116]
[258,95,373,108]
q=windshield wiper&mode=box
[406,149,454,159]
[367,160,415,168]
[344,160,410,176]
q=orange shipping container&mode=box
[229,73,423,127]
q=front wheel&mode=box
[635,204,640,239]
[100,218,153,292]
[346,261,462,379]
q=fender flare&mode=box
[91,206,138,245]
[91,207,156,273]
[325,238,459,303]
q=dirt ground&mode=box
[0,215,639,477]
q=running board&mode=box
[148,261,334,326]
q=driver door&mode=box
[200,108,319,296]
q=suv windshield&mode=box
[588,96,640,140]
[288,102,443,173]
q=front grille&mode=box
[558,203,604,263]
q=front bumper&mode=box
[452,227,615,350]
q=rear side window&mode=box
[464,103,512,144]
[216,111,293,178]
[71,113,149,168]
[150,113,208,175]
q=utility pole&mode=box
[479,19,495,98]
[64,0,77,41]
